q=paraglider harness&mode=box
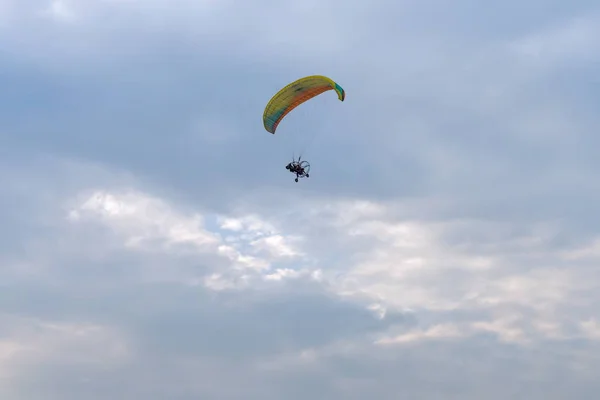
[285,156,310,182]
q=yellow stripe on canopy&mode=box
[263,75,345,134]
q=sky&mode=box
[1,0,600,398]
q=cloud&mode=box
[1,0,600,398]
[2,155,600,398]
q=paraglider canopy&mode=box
[263,75,345,134]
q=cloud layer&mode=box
[1,0,600,398]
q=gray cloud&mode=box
[1,0,600,398]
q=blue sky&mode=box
[1,0,600,398]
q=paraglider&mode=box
[263,75,345,182]
[285,156,310,182]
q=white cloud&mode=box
[376,323,464,345]
[580,319,600,340]
[561,238,600,260]
[68,189,220,251]
[63,184,600,351]
[0,314,130,372]
[263,268,301,281]
[66,188,312,289]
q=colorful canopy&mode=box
[263,75,345,134]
